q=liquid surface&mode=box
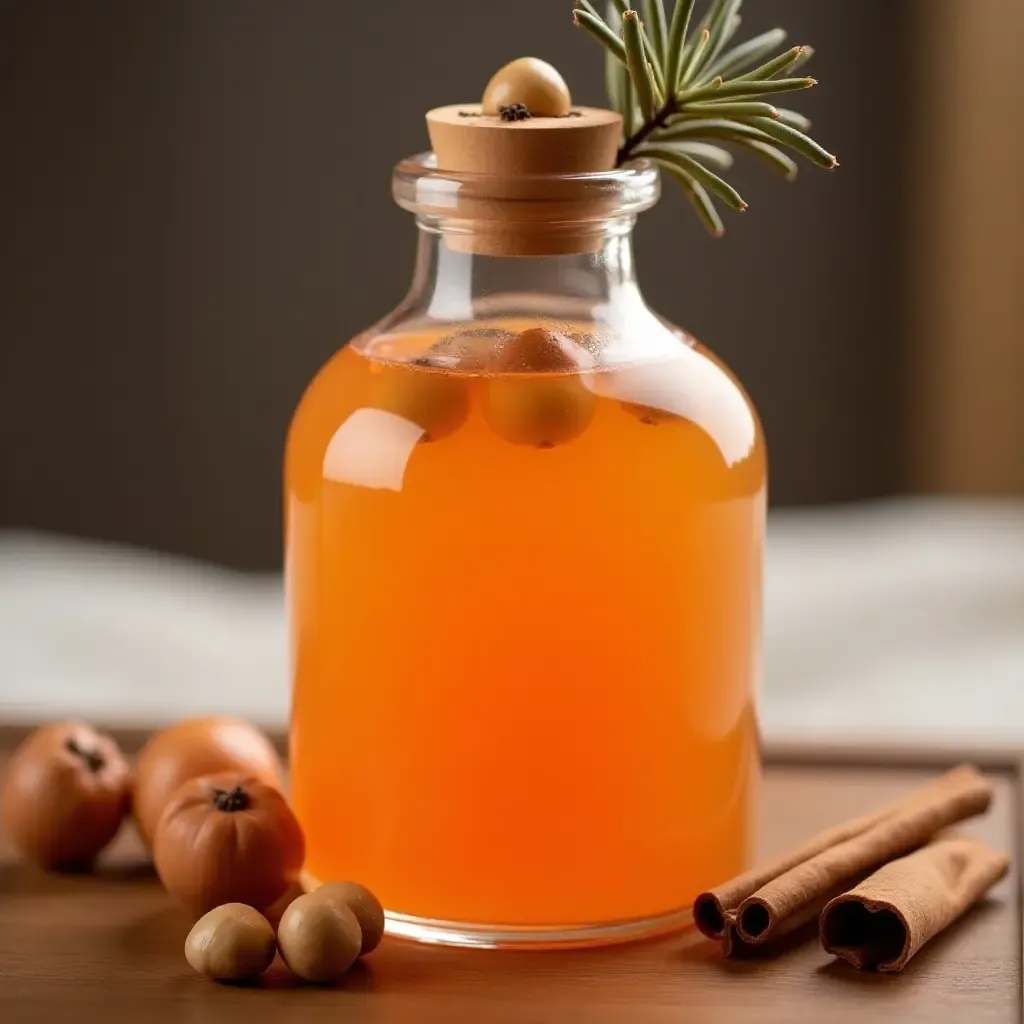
[287,321,764,927]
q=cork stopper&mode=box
[423,57,624,256]
[427,105,622,178]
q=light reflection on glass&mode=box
[322,408,424,492]
[587,350,757,466]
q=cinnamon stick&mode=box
[820,835,1009,971]
[720,894,833,957]
[695,765,994,951]
[694,800,894,940]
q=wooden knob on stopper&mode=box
[481,57,573,118]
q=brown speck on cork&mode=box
[499,103,532,122]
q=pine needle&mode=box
[733,45,807,83]
[573,7,626,63]
[667,164,726,236]
[745,115,838,169]
[664,0,697,93]
[703,28,787,81]
[623,10,657,121]
[636,143,747,210]
[740,139,799,180]
[642,0,669,63]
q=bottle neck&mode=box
[398,218,650,329]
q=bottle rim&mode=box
[392,152,661,225]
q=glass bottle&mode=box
[286,134,764,948]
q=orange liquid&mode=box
[287,323,764,927]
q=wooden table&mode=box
[1,734,1020,1023]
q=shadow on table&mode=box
[674,920,822,970]
[0,856,156,896]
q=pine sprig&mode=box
[572,0,837,235]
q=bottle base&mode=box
[301,870,694,948]
[381,906,694,950]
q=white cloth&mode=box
[2,498,1022,746]
[761,499,1024,746]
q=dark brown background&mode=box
[1,1,914,570]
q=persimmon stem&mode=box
[65,736,104,772]
[212,786,250,812]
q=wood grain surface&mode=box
[0,741,1019,1024]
